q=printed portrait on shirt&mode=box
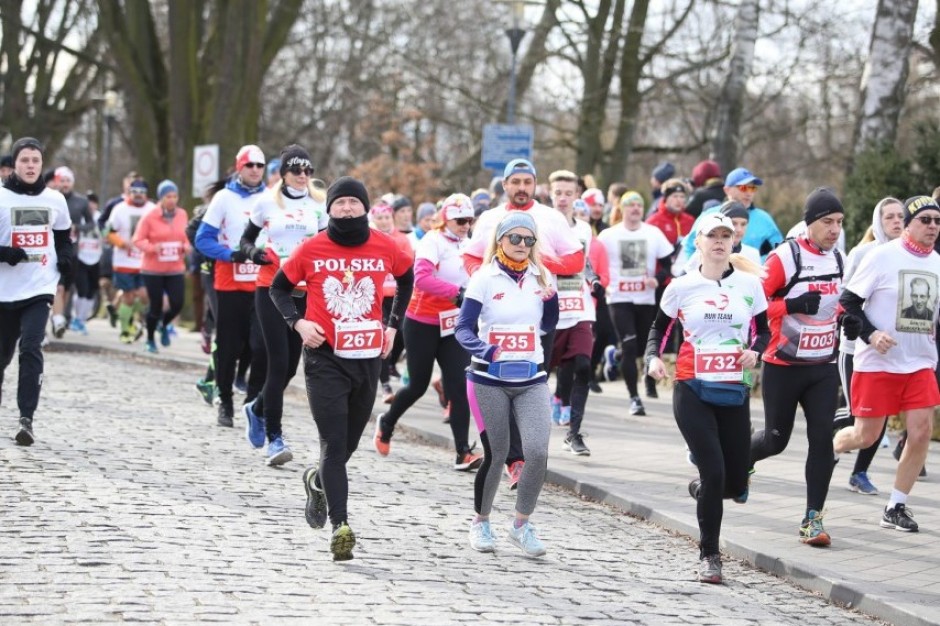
[897,271,938,333]
[619,240,646,276]
[12,207,49,227]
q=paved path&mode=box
[8,318,937,624]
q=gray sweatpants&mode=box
[468,378,551,517]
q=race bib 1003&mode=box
[795,322,837,360]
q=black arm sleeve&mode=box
[185,215,202,247]
[655,253,673,286]
[839,288,876,344]
[644,308,674,363]
[269,269,300,328]
[239,220,263,257]
[750,311,770,354]
[387,268,414,330]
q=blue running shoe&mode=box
[603,345,619,381]
[144,339,158,354]
[559,405,571,426]
[266,437,293,466]
[166,323,177,337]
[244,401,265,449]
[848,472,879,495]
[70,318,88,335]
[159,323,171,347]
[551,395,562,425]
[234,376,248,394]
[507,521,546,557]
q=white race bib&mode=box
[12,223,50,263]
[439,308,459,338]
[795,322,837,360]
[158,242,182,262]
[617,278,646,293]
[233,262,260,282]
[488,324,537,360]
[334,320,383,359]
[693,345,743,382]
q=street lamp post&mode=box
[98,90,118,198]
[496,0,541,125]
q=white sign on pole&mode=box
[192,144,219,198]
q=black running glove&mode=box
[785,291,821,315]
[229,250,250,264]
[0,246,28,266]
[249,248,272,265]
[839,313,863,341]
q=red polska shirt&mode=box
[280,229,413,352]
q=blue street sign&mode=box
[481,124,534,172]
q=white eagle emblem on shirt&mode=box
[323,269,376,321]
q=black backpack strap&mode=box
[771,239,801,299]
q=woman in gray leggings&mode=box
[455,211,559,557]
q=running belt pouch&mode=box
[487,360,539,381]
[683,379,747,407]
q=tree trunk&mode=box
[711,0,759,175]
[851,0,919,157]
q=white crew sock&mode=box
[888,488,908,509]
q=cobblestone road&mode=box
[0,352,885,625]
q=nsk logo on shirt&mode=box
[312,258,386,273]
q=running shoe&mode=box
[431,378,448,408]
[698,554,722,584]
[588,379,603,394]
[15,417,34,447]
[330,522,356,561]
[629,396,646,416]
[144,340,158,354]
[132,323,144,342]
[159,323,171,347]
[373,414,390,457]
[243,401,265,449]
[382,383,395,404]
[688,478,701,500]
[603,345,619,381]
[469,520,496,552]
[234,376,248,394]
[217,402,234,428]
[506,460,524,490]
[454,448,483,471]
[563,432,590,456]
[732,485,749,504]
[848,472,879,495]
[69,318,88,335]
[166,323,177,337]
[119,331,133,344]
[106,303,118,328]
[800,509,831,547]
[559,406,571,427]
[266,437,293,466]
[52,315,66,339]
[550,395,562,425]
[195,379,215,406]
[507,521,546,557]
[881,503,918,532]
[302,467,327,529]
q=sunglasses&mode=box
[504,233,537,247]
[453,217,474,226]
[288,166,314,176]
[736,184,758,193]
[243,162,265,170]
[915,216,940,225]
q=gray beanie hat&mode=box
[496,211,537,241]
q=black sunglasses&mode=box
[915,216,940,225]
[504,233,536,247]
[243,162,265,170]
[454,217,474,226]
[288,166,314,177]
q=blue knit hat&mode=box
[157,179,178,200]
[496,211,537,241]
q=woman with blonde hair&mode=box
[645,213,769,584]
[238,145,328,465]
[455,211,559,557]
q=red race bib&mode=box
[694,346,743,382]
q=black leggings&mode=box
[674,381,751,559]
[608,302,656,397]
[555,353,591,435]
[74,262,99,299]
[751,362,838,512]
[837,350,886,475]
[380,297,405,384]
[215,290,266,407]
[255,287,305,440]
[142,274,185,342]
[590,297,615,375]
[382,318,472,454]
[0,298,50,419]
[304,347,380,527]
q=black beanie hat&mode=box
[11,137,44,161]
[803,187,843,226]
[903,195,940,226]
[326,176,370,214]
[279,144,313,178]
[719,200,749,221]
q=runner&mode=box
[456,211,559,556]
[836,197,904,495]
[597,190,674,415]
[239,145,327,465]
[645,212,768,584]
[0,137,73,445]
[373,193,480,468]
[53,167,94,336]
[749,188,846,547]
[835,195,940,532]
[271,176,413,561]
[679,201,761,273]
[195,145,268,427]
[106,179,154,343]
[132,180,190,354]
